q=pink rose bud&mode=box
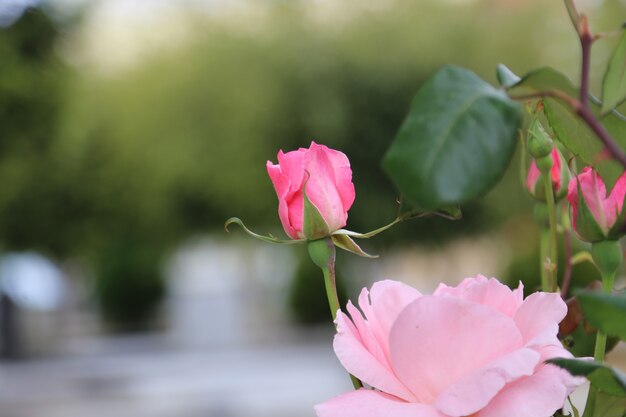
[526,148,569,201]
[266,141,356,240]
[567,167,626,242]
[316,276,583,417]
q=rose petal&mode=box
[435,348,539,416]
[358,280,422,361]
[605,171,626,228]
[315,389,446,417]
[334,309,416,402]
[477,364,573,417]
[304,143,349,231]
[390,296,523,403]
[514,292,567,347]
[434,275,523,317]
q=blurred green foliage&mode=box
[2,0,626,325]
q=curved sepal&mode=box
[224,217,306,244]
[331,234,378,258]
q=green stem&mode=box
[582,268,616,417]
[540,229,550,292]
[543,174,559,292]
[321,265,340,321]
[317,241,363,390]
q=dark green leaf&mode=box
[548,358,626,397]
[602,30,626,114]
[382,65,522,210]
[496,64,521,88]
[578,291,626,340]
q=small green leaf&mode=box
[331,234,377,258]
[548,358,626,397]
[511,66,578,96]
[383,65,522,210]
[602,30,626,114]
[302,186,330,240]
[578,291,626,340]
[496,64,521,88]
[224,217,306,244]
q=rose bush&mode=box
[266,141,355,240]
[567,167,626,242]
[316,276,583,417]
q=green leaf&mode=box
[593,391,626,417]
[578,291,626,340]
[331,234,377,258]
[511,66,578,96]
[496,63,521,88]
[382,65,522,210]
[548,358,626,397]
[602,30,626,114]
[224,217,306,244]
[302,186,330,240]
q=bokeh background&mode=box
[1,0,625,416]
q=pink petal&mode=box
[550,148,563,191]
[435,348,539,416]
[320,143,356,213]
[389,296,523,403]
[513,292,567,347]
[526,161,541,194]
[303,144,348,232]
[334,309,416,402]
[357,280,422,363]
[579,167,609,232]
[315,389,446,417]
[477,364,574,417]
[434,275,523,317]
[605,170,626,228]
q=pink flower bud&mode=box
[266,142,356,240]
[567,167,626,242]
[525,148,569,201]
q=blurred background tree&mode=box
[2,0,625,327]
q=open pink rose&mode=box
[316,276,583,417]
[567,167,626,242]
[266,141,355,239]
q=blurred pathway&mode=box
[0,335,350,417]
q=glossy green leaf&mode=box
[548,358,626,397]
[578,291,626,340]
[383,65,522,210]
[602,30,626,114]
[496,63,521,88]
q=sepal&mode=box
[331,234,378,258]
[225,217,307,244]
